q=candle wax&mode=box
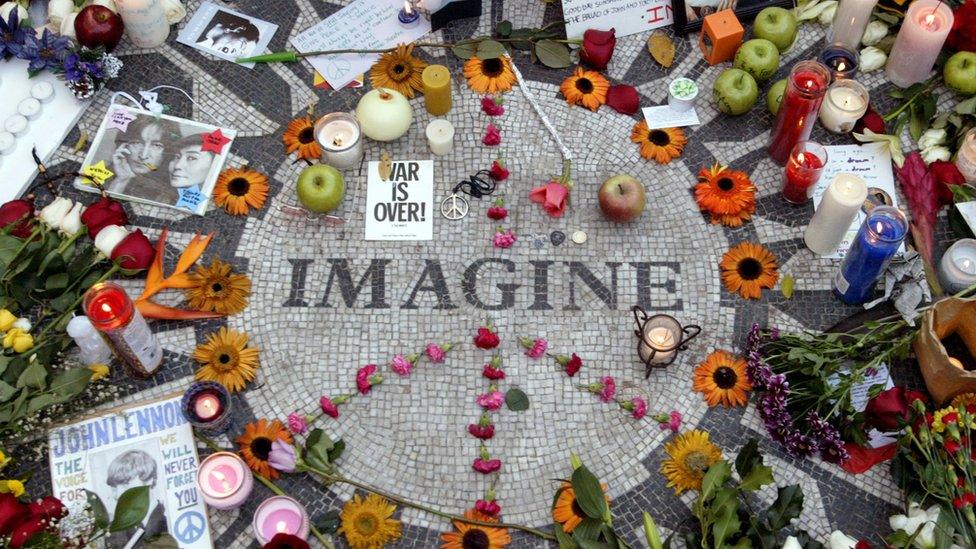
[263,509,302,539]
[320,120,359,151]
[194,394,222,420]
[834,209,906,304]
[207,464,239,494]
[422,65,452,116]
[646,327,675,350]
[955,256,976,275]
[783,152,824,203]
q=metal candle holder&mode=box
[632,305,701,378]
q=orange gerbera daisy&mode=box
[695,163,756,227]
[551,481,610,533]
[370,43,427,98]
[463,56,517,94]
[213,167,269,215]
[236,419,292,479]
[441,509,511,548]
[560,67,609,111]
[282,116,320,161]
[630,121,686,164]
[693,350,752,407]
[720,242,779,300]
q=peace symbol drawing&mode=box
[173,511,207,544]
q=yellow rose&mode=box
[0,479,24,497]
[89,363,110,381]
[0,449,8,471]
[2,329,33,353]
[0,309,15,332]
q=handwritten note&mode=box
[292,0,431,89]
[811,143,903,259]
[80,161,114,187]
[562,0,673,40]
[641,105,699,130]
[107,107,136,132]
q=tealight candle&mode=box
[4,114,27,136]
[834,206,908,304]
[30,81,54,103]
[767,60,830,165]
[818,43,859,81]
[398,0,420,27]
[783,141,827,204]
[886,0,954,88]
[668,78,699,111]
[425,119,454,156]
[956,129,976,184]
[805,173,868,255]
[197,452,253,510]
[253,496,309,545]
[18,98,41,120]
[314,113,364,170]
[828,0,879,50]
[0,132,15,155]
[818,80,868,133]
[939,239,976,294]
[638,316,681,365]
[181,381,233,434]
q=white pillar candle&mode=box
[939,239,976,293]
[805,173,868,255]
[426,119,455,156]
[115,0,169,49]
[828,0,879,50]
[886,0,953,88]
[818,80,868,133]
[314,113,364,170]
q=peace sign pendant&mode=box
[440,193,468,220]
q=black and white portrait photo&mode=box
[89,442,168,549]
[177,2,278,67]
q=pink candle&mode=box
[194,394,221,421]
[885,0,953,88]
[253,496,309,545]
[197,452,253,510]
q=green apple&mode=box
[766,78,788,115]
[944,51,976,96]
[297,164,345,213]
[733,39,780,82]
[713,68,759,115]
[752,7,797,52]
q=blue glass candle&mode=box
[818,43,859,81]
[833,206,908,304]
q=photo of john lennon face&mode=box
[195,10,261,58]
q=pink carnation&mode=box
[599,376,616,403]
[425,343,446,363]
[473,458,502,474]
[525,338,548,359]
[483,124,501,146]
[631,397,647,420]
[476,391,505,410]
[356,364,378,394]
[319,396,340,418]
[390,354,413,376]
[481,96,505,116]
[659,410,682,433]
[287,412,308,434]
[493,229,517,248]
[487,206,508,220]
[468,423,495,439]
[482,364,506,380]
[475,499,501,516]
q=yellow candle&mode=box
[422,65,452,116]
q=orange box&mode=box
[699,10,745,65]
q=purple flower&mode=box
[819,439,850,464]
[0,9,25,58]
[746,351,771,388]
[785,431,818,458]
[63,53,105,83]
[390,354,413,376]
[268,440,297,473]
[16,28,70,72]
[746,323,761,352]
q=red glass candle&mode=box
[782,141,827,204]
[83,282,163,378]
[767,61,831,165]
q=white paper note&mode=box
[365,160,433,241]
[641,105,699,130]
[958,201,976,235]
[562,0,673,40]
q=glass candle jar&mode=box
[818,79,869,133]
[181,381,233,434]
[833,206,908,304]
[314,112,364,170]
[818,43,859,81]
[828,0,879,50]
[767,60,831,165]
[782,141,827,204]
[956,128,976,184]
[83,282,162,378]
[197,451,253,510]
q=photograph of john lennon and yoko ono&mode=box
[76,107,234,215]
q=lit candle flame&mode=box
[333,136,343,147]
[836,61,846,72]
[277,521,288,533]
[101,303,112,313]
[874,221,884,233]
[923,13,936,28]
[212,470,230,492]
[796,152,805,164]
[403,0,412,14]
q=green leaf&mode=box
[572,518,603,541]
[505,387,530,411]
[497,20,513,37]
[780,274,794,299]
[0,234,22,272]
[144,534,179,548]
[888,89,905,99]
[304,428,335,472]
[734,439,762,479]
[933,507,955,549]
[508,28,536,50]
[316,510,341,534]
[554,523,577,548]
[955,96,976,115]
[452,42,477,59]
[642,511,663,549]
[699,460,731,502]
[86,490,110,530]
[327,438,345,463]
[765,484,804,531]
[109,486,150,532]
[571,465,609,521]
[16,360,46,390]
[45,272,69,291]
[535,39,571,68]
[0,379,15,401]
[49,368,93,398]
[22,531,63,548]
[28,393,61,414]
[476,40,506,59]
[738,465,774,491]
[710,487,741,548]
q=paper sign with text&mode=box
[562,0,673,40]
[365,160,433,241]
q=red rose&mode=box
[263,533,310,549]
[853,105,885,136]
[473,327,500,349]
[0,199,34,239]
[580,28,616,71]
[7,516,46,549]
[854,541,874,549]
[80,196,128,239]
[27,497,66,523]
[110,229,155,270]
[0,493,28,536]
[606,84,640,115]
[948,0,976,52]
[865,387,927,431]
[929,160,966,205]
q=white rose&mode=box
[918,128,947,149]
[861,20,889,46]
[59,202,85,235]
[60,11,77,38]
[828,530,858,549]
[159,0,186,24]
[38,197,74,230]
[921,146,951,164]
[47,0,75,27]
[782,536,803,549]
[94,225,129,257]
[0,2,28,22]
[819,3,837,25]
[11,318,31,332]
[859,46,887,72]
[86,0,117,13]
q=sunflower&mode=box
[560,67,609,112]
[463,56,517,94]
[630,121,686,164]
[693,350,752,407]
[282,116,321,161]
[339,493,402,549]
[719,242,779,300]
[441,508,511,549]
[185,259,252,315]
[235,418,292,479]
[695,163,756,227]
[952,393,976,410]
[370,43,427,98]
[213,167,269,216]
[552,481,610,533]
[660,429,723,495]
[193,327,259,392]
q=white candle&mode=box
[4,114,27,136]
[818,80,868,133]
[886,0,953,88]
[645,327,676,364]
[0,132,15,155]
[18,98,41,120]
[30,81,54,103]
[425,119,455,156]
[939,239,976,293]
[315,113,364,170]
[115,0,169,49]
[805,173,868,255]
[828,0,879,50]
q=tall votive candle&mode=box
[828,0,879,50]
[834,206,908,304]
[805,173,868,255]
[767,60,831,165]
[115,0,170,48]
[422,65,452,115]
[886,0,954,88]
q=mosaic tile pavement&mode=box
[16,0,964,546]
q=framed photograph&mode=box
[176,2,278,68]
[672,0,795,34]
[74,105,236,216]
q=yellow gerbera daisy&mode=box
[660,430,723,495]
[185,259,252,315]
[192,327,259,393]
[339,493,402,549]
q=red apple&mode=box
[74,5,124,52]
[598,174,646,222]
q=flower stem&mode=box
[882,77,940,122]
[26,263,120,352]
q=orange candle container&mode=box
[699,10,744,65]
[422,65,452,116]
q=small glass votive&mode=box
[397,1,420,27]
[253,496,310,545]
[181,381,233,434]
[197,451,253,510]
[819,79,869,134]
[939,239,976,294]
[782,141,827,204]
[818,43,859,81]
[314,112,364,170]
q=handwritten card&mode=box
[365,160,433,241]
[292,0,431,89]
[562,0,673,40]
[811,143,903,259]
[828,363,896,448]
[641,105,699,130]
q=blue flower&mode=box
[0,9,25,58]
[16,28,70,72]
